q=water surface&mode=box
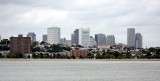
[0,60,160,81]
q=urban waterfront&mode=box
[0,60,160,81]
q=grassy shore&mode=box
[0,58,160,61]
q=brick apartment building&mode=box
[10,34,32,54]
[71,48,89,58]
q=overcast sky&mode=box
[0,0,160,47]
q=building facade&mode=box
[42,34,47,42]
[10,34,31,54]
[135,33,143,48]
[90,36,97,46]
[106,35,115,46]
[127,28,135,47]
[47,27,60,44]
[71,48,89,58]
[95,34,106,45]
[79,28,90,47]
[27,32,36,42]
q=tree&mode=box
[15,53,23,58]
[125,52,131,59]
[0,53,2,58]
[32,41,39,47]
[146,52,152,59]
[114,51,120,59]
[71,55,76,59]
[40,53,43,58]
[32,53,38,58]
[32,47,41,52]
[27,55,30,58]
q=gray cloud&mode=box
[0,0,160,47]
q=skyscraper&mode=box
[27,32,36,42]
[42,34,47,42]
[106,35,115,46]
[95,34,106,45]
[10,34,31,54]
[47,27,60,44]
[127,28,135,47]
[79,28,90,47]
[135,33,143,48]
[71,29,79,45]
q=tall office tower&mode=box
[106,35,115,46]
[27,32,36,42]
[71,29,79,45]
[47,27,60,44]
[79,28,90,47]
[135,33,143,48]
[95,34,106,45]
[42,34,47,42]
[90,36,97,46]
[127,28,135,47]
[10,34,31,54]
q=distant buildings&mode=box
[135,33,143,48]
[95,34,106,45]
[106,35,115,46]
[47,27,60,44]
[10,34,31,54]
[71,29,79,45]
[27,32,36,42]
[79,28,90,47]
[42,34,47,42]
[60,38,71,46]
[127,28,135,47]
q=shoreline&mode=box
[0,58,160,61]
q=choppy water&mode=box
[0,60,160,81]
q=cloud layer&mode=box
[0,0,160,47]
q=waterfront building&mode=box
[47,27,60,44]
[10,34,31,54]
[71,47,89,58]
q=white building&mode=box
[127,28,135,47]
[79,28,90,47]
[47,27,60,44]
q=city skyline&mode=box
[0,0,160,47]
